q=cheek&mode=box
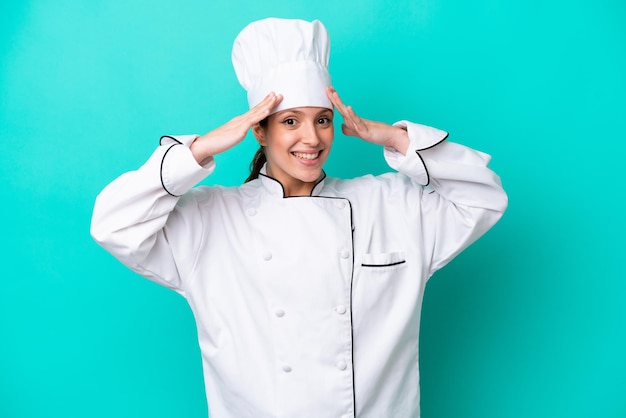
[323,128,335,147]
[264,129,296,149]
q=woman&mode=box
[91,18,507,418]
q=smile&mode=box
[291,151,320,160]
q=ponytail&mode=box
[245,117,268,183]
[245,146,266,183]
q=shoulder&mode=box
[323,172,421,198]
[176,181,257,208]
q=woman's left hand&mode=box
[326,86,409,154]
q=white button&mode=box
[275,309,285,317]
[340,250,350,259]
[335,305,347,315]
[262,252,272,261]
[337,201,346,209]
[247,208,257,216]
[282,365,292,373]
[336,360,347,370]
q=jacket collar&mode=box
[258,163,326,198]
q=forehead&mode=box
[272,106,333,118]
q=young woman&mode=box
[91,18,507,418]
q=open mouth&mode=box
[291,151,321,160]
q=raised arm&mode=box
[90,93,283,292]
[327,86,508,276]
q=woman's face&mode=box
[255,106,334,196]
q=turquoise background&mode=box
[1,0,625,417]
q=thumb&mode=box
[341,124,358,137]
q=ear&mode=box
[252,124,267,146]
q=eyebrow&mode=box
[276,108,333,117]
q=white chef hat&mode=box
[232,18,332,114]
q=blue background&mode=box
[1,0,625,417]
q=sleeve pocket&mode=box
[361,251,406,268]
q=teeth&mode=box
[292,151,320,160]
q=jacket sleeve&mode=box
[385,121,508,276]
[90,135,214,294]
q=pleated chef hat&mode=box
[232,18,332,114]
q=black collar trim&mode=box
[258,171,327,198]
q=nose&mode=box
[301,122,321,146]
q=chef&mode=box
[91,17,507,418]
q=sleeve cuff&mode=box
[160,136,215,197]
[160,134,198,147]
[383,121,449,186]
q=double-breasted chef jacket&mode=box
[91,120,508,418]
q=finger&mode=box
[328,90,364,133]
[326,87,371,139]
[340,105,364,136]
[326,86,351,119]
[271,93,284,110]
[345,105,367,132]
[247,92,282,124]
[245,93,274,120]
[326,86,344,108]
[254,92,279,113]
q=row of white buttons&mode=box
[277,303,349,373]
[263,250,350,262]
[281,360,349,373]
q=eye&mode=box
[317,116,332,125]
[281,118,297,126]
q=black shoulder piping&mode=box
[160,135,183,146]
[415,132,449,187]
[160,144,181,197]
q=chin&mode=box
[298,169,323,183]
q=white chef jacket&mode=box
[91,120,507,418]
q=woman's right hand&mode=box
[190,92,283,165]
